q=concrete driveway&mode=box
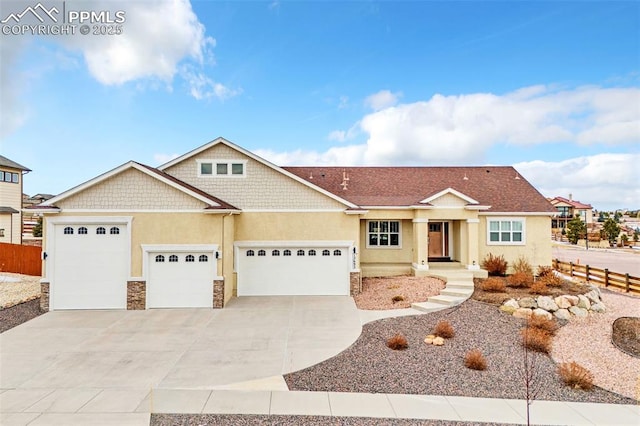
[0,296,361,425]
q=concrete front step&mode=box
[444,280,474,287]
[428,294,466,306]
[411,301,448,313]
[440,288,474,297]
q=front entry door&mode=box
[428,223,443,257]
[428,222,449,259]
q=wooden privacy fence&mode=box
[0,243,42,276]
[552,258,640,295]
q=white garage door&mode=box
[236,244,351,296]
[51,223,128,310]
[146,249,216,308]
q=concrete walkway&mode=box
[3,389,638,425]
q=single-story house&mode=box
[36,137,556,311]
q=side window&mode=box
[63,226,73,235]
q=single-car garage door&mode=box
[51,221,128,310]
[145,245,217,308]
[236,243,351,296]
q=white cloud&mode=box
[338,95,349,109]
[514,153,640,211]
[364,89,402,111]
[153,153,179,165]
[327,122,360,142]
[181,65,242,101]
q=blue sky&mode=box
[1,0,638,210]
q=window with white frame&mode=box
[487,218,525,244]
[367,220,401,247]
[197,159,246,177]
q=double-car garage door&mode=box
[236,243,351,296]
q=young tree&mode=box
[633,228,639,244]
[32,216,43,238]
[566,216,586,245]
[602,217,621,246]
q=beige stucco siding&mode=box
[359,219,413,264]
[430,193,469,207]
[56,168,207,210]
[164,144,347,210]
[478,215,552,272]
[0,168,23,243]
[235,212,359,243]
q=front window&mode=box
[488,218,525,245]
[367,220,401,247]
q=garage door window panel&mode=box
[110,227,120,235]
[97,227,106,235]
[64,227,74,235]
[186,255,195,262]
[169,255,178,262]
[199,255,208,262]
[78,227,88,235]
[155,255,165,262]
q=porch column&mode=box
[466,218,480,270]
[412,218,428,271]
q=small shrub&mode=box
[536,265,553,278]
[391,295,405,303]
[530,280,551,295]
[558,361,594,390]
[387,333,408,350]
[433,320,455,339]
[481,277,506,292]
[481,253,508,276]
[521,327,552,354]
[507,272,534,288]
[539,273,564,287]
[464,349,487,370]
[528,315,559,336]
[512,256,533,275]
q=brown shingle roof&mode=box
[284,166,556,213]
[550,196,592,210]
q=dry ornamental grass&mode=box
[481,277,506,293]
[530,280,551,295]
[521,327,552,354]
[387,333,408,350]
[433,320,455,338]
[464,349,487,370]
[528,316,559,336]
[507,272,534,288]
[558,361,594,391]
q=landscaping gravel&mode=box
[354,276,445,310]
[152,414,511,425]
[0,298,43,333]
[284,300,635,405]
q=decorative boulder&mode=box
[433,337,445,346]
[569,306,588,317]
[532,308,553,320]
[504,299,520,309]
[585,290,600,304]
[500,304,517,314]
[424,335,436,344]
[537,296,558,312]
[577,295,591,310]
[554,309,571,320]
[518,297,537,309]
[513,308,533,319]
[565,295,579,306]
[554,296,571,309]
[591,302,606,313]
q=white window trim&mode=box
[196,159,247,178]
[366,220,402,249]
[486,217,526,246]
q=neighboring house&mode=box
[0,155,31,244]
[36,137,556,311]
[549,196,593,229]
[22,193,54,240]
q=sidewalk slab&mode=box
[135,389,210,414]
[27,413,150,426]
[78,388,151,413]
[386,394,460,421]
[24,388,101,413]
[0,412,41,426]
[506,399,592,425]
[0,388,55,412]
[202,390,271,414]
[270,390,331,416]
[564,401,640,425]
[328,392,395,418]
[445,395,525,424]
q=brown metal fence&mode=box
[0,243,42,276]
[552,258,640,295]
